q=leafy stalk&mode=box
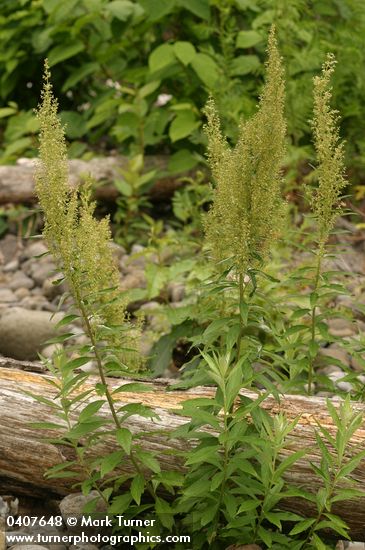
[306,54,347,393]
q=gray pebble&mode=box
[29,262,56,286]
[22,241,48,260]
[14,287,30,300]
[0,288,17,303]
[3,259,19,272]
[120,271,146,290]
[9,271,34,291]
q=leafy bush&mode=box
[1,0,365,186]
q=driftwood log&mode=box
[1,357,365,540]
[0,157,197,205]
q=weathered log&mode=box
[1,357,365,540]
[0,157,196,205]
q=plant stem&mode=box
[72,282,155,497]
[236,272,245,359]
[308,250,322,395]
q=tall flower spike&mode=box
[203,26,286,276]
[311,54,347,251]
[35,61,143,371]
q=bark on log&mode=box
[0,157,194,205]
[1,357,365,540]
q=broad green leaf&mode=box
[100,451,123,477]
[106,0,135,20]
[236,30,262,48]
[289,518,316,535]
[238,499,260,513]
[169,110,200,142]
[230,55,260,76]
[48,41,85,67]
[155,497,174,529]
[116,427,132,454]
[0,107,17,118]
[130,474,145,504]
[139,0,175,21]
[309,340,319,358]
[108,493,132,514]
[64,356,91,370]
[62,63,99,92]
[173,41,196,65]
[78,400,105,423]
[149,43,175,73]
[68,420,105,438]
[168,149,198,173]
[180,0,210,19]
[135,450,161,473]
[191,53,220,88]
[56,314,80,328]
[60,111,88,139]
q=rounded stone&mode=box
[9,271,34,291]
[0,307,62,360]
[0,288,17,303]
[21,241,48,260]
[3,259,19,272]
[14,287,30,300]
[29,262,56,286]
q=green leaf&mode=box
[230,55,260,76]
[130,474,145,505]
[191,53,220,88]
[236,30,262,48]
[78,400,105,423]
[62,63,99,92]
[180,0,210,19]
[309,340,319,358]
[310,291,319,308]
[139,0,175,21]
[68,420,105,438]
[100,451,123,477]
[56,314,79,328]
[169,110,200,142]
[238,499,260,513]
[108,493,132,514]
[186,445,220,466]
[116,427,133,455]
[48,40,85,67]
[113,382,151,393]
[64,356,91,371]
[135,450,161,473]
[107,0,135,20]
[155,497,174,529]
[289,518,316,535]
[149,44,175,73]
[0,107,17,118]
[60,111,88,139]
[168,149,198,173]
[173,41,196,65]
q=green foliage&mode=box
[27,28,365,550]
[2,0,365,185]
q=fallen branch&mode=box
[1,358,365,539]
[0,157,196,205]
